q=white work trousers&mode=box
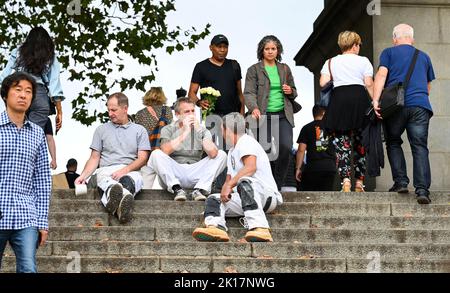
[95,165,143,207]
[148,149,227,193]
[204,177,280,231]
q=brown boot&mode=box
[192,226,230,242]
[244,228,273,242]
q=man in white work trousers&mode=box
[148,97,227,201]
[192,112,282,242]
[75,93,150,223]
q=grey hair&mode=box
[393,24,414,40]
[257,35,283,62]
[107,92,129,107]
[222,112,246,135]
[174,97,194,114]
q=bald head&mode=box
[393,24,414,45]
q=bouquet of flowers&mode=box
[199,87,221,121]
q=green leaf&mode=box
[0,0,211,125]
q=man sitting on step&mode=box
[75,93,150,223]
[148,97,227,201]
[192,112,282,242]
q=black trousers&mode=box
[253,111,293,191]
[300,171,336,191]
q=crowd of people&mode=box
[0,22,435,272]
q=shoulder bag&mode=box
[379,49,419,119]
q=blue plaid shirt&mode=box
[0,111,51,230]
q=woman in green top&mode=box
[244,35,299,190]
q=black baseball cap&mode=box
[210,34,229,46]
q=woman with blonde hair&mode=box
[135,87,173,134]
[135,87,173,189]
[320,31,374,192]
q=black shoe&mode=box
[388,183,409,193]
[119,175,136,195]
[416,194,431,205]
[105,184,123,214]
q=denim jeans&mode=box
[0,227,39,273]
[384,107,431,196]
[27,84,51,130]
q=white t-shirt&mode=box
[321,54,373,88]
[227,134,279,195]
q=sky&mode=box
[1,0,324,175]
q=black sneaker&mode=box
[117,193,134,223]
[416,194,431,205]
[119,175,136,195]
[105,184,123,214]
[388,183,409,193]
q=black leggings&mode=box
[253,111,293,190]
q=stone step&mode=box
[13,241,447,259]
[49,212,450,230]
[50,199,449,217]
[50,200,450,216]
[32,226,450,244]
[51,189,450,204]
[2,255,448,273]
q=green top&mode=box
[265,65,285,112]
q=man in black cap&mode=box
[65,158,80,189]
[188,34,245,192]
[189,34,245,117]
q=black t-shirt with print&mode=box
[297,120,336,173]
[191,58,242,115]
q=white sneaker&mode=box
[191,189,207,201]
[174,189,187,201]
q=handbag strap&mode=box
[403,49,419,90]
[328,58,333,81]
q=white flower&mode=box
[206,87,213,95]
[199,88,207,94]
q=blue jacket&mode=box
[0,48,65,102]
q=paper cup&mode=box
[75,183,88,196]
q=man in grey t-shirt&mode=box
[148,98,226,201]
[76,93,150,223]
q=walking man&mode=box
[374,24,435,204]
[0,72,51,272]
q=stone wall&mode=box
[373,0,450,191]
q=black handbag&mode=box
[319,58,333,108]
[380,49,419,119]
[290,99,302,113]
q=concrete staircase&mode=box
[2,190,449,273]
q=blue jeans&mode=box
[384,107,431,196]
[0,227,39,273]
